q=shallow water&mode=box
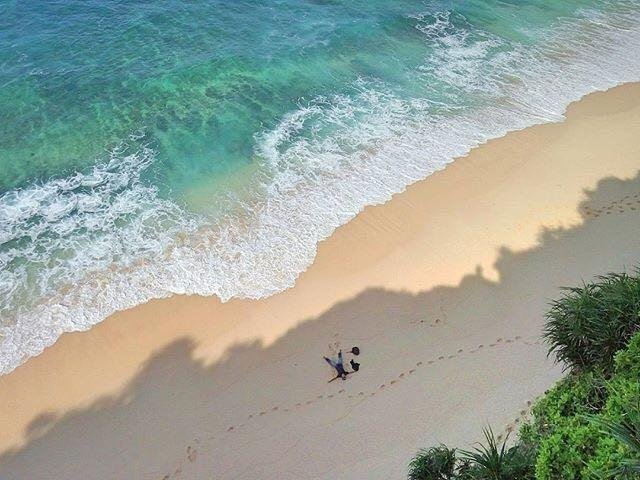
[1,0,640,374]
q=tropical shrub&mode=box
[543,272,640,374]
[408,445,457,480]
[519,370,607,449]
[534,418,601,480]
[407,429,534,480]
[589,410,640,478]
[612,331,640,380]
[458,428,535,480]
[530,332,640,480]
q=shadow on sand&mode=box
[1,172,640,480]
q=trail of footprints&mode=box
[227,335,540,433]
[496,393,544,443]
[583,192,640,218]
[163,334,542,478]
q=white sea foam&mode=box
[2,4,640,374]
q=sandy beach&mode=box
[1,82,640,479]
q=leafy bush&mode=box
[585,374,640,478]
[543,272,640,374]
[589,410,640,478]
[519,371,606,450]
[613,332,640,380]
[458,428,535,480]
[528,332,640,480]
[408,445,457,480]
[534,418,600,480]
[407,430,534,480]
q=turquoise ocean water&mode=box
[1,0,640,373]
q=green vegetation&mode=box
[408,445,457,480]
[407,430,534,480]
[457,428,535,480]
[407,428,534,479]
[589,412,640,478]
[408,271,640,480]
[543,272,640,374]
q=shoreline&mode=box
[2,82,640,479]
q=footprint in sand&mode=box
[417,361,423,366]
[409,369,416,374]
[399,373,405,378]
[359,392,365,396]
[438,356,445,360]
[390,380,396,385]
[187,446,197,462]
[227,426,234,432]
[428,360,435,364]
[272,406,279,411]
[448,355,455,359]
[478,344,484,349]
[379,384,385,389]
[338,389,345,394]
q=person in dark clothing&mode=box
[324,350,350,382]
[350,346,360,356]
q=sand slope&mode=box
[1,83,640,479]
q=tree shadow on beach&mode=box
[1,172,640,480]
